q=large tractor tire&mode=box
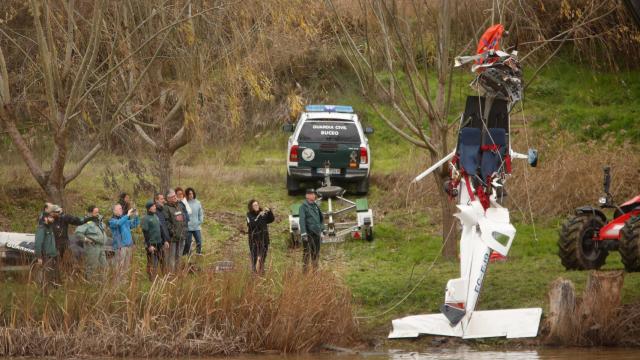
[620,217,640,272]
[558,214,608,270]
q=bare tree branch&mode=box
[64,143,102,185]
[0,107,46,185]
[0,46,11,105]
[62,0,76,81]
[168,125,190,153]
[368,101,431,151]
[43,1,64,99]
[134,124,158,148]
[62,0,105,130]
[72,6,216,114]
[30,0,61,126]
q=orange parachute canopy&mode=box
[476,24,504,55]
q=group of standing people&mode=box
[34,187,205,286]
[146,187,204,278]
[34,184,325,288]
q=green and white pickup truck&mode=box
[283,105,373,195]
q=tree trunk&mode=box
[435,169,458,259]
[157,149,173,194]
[546,278,578,344]
[45,184,65,207]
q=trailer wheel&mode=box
[558,214,608,270]
[620,217,640,272]
[365,228,374,242]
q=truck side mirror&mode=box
[282,123,295,132]
[364,127,374,134]
[528,148,538,168]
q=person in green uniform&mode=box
[141,200,166,280]
[75,205,108,280]
[35,210,59,289]
[299,188,324,272]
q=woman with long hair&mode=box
[246,199,274,274]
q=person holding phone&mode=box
[246,199,274,274]
[109,203,139,276]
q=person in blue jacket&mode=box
[109,203,139,275]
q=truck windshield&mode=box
[298,121,361,143]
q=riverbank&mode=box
[2,62,640,355]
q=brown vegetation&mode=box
[508,135,640,222]
[544,271,640,347]
[370,130,640,226]
[0,266,356,357]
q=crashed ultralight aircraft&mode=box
[389,24,541,340]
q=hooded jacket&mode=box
[109,214,139,249]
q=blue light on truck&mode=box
[305,105,354,113]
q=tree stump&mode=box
[547,278,577,344]
[579,270,624,344]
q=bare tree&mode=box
[106,1,208,192]
[0,1,107,206]
[329,0,461,258]
[0,1,202,205]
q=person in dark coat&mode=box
[154,193,171,245]
[165,190,188,272]
[50,207,87,258]
[299,189,324,272]
[142,200,165,280]
[246,199,274,274]
[46,204,91,262]
[35,210,60,289]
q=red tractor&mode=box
[559,167,640,271]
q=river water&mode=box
[213,348,640,360]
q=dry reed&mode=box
[0,265,357,357]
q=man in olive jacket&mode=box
[164,190,187,272]
[35,211,60,288]
[38,204,90,262]
[74,205,108,280]
[299,188,324,272]
[142,200,166,280]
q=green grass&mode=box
[525,60,640,142]
[2,60,640,341]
